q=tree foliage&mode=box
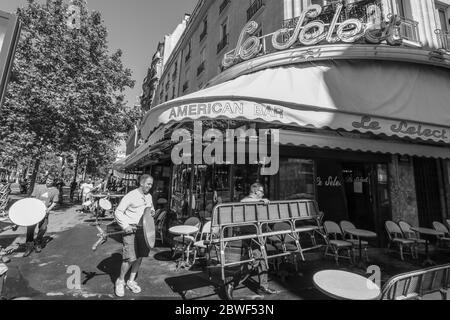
[0,0,139,185]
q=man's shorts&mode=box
[122,227,150,262]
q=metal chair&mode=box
[155,210,167,245]
[340,220,370,262]
[432,221,450,249]
[323,221,353,266]
[192,221,212,265]
[385,221,417,260]
[269,222,300,271]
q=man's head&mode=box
[45,176,55,188]
[249,182,264,199]
[139,174,154,194]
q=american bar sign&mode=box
[223,2,419,69]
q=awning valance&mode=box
[141,60,450,144]
[280,130,450,159]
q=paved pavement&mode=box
[1,194,450,300]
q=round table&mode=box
[346,228,377,267]
[410,227,444,266]
[169,225,199,270]
[313,270,380,300]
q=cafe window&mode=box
[171,164,192,217]
[193,164,231,219]
[232,165,259,201]
[278,159,315,200]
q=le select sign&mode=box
[0,10,21,108]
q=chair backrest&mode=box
[199,221,212,241]
[340,220,355,232]
[323,221,343,239]
[398,221,417,239]
[433,221,449,236]
[184,217,201,229]
[272,222,294,242]
[385,221,403,240]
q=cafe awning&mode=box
[140,60,450,145]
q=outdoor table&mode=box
[346,228,377,268]
[313,269,380,300]
[169,225,199,270]
[410,227,444,267]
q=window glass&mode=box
[279,159,315,200]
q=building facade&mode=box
[123,0,450,246]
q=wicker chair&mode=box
[432,221,450,248]
[323,221,353,266]
[155,210,167,245]
[172,217,201,260]
[339,220,370,262]
[385,221,416,260]
[398,221,426,256]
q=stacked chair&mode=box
[385,221,417,260]
[323,221,353,265]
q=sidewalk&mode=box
[1,196,450,300]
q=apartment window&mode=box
[437,3,449,32]
[182,81,189,92]
[165,94,168,102]
[200,17,208,42]
[247,0,264,21]
[172,62,178,81]
[185,40,192,62]
[219,0,230,14]
[217,19,229,53]
[197,48,206,76]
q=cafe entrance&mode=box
[342,163,391,246]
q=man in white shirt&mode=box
[114,174,155,297]
[80,178,94,204]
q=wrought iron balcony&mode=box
[283,0,383,29]
[217,34,229,54]
[247,0,264,21]
[219,0,230,14]
[197,61,205,76]
[435,29,450,51]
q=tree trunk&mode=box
[28,158,41,196]
[72,152,80,183]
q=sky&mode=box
[1,0,199,108]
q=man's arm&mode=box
[114,195,132,232]
[47,190,60,213]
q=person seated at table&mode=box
[238,182,278,295]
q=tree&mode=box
[0,0,138,193]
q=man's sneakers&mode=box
[126,280,142,294]
[115,279,125,297]
[115,279,142,297]
[259,286,278,295]
[34,244,42,253]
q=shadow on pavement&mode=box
[165,273,220,300]
[82,253,122,286]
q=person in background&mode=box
[239,182,278,295]
[23,176,60,257]
[70,180,78,203]
[114,174,155,297]
[80,178,94,210]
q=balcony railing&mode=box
[197,61,205,76]
[200,29,207,42]
[247,0,264,21]
[435,29,450,51]
[219,0,230,14]
[217,34,229,54]
[283,0,383,29]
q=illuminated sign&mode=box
[0,10,21,108]
[223,3,419,69]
